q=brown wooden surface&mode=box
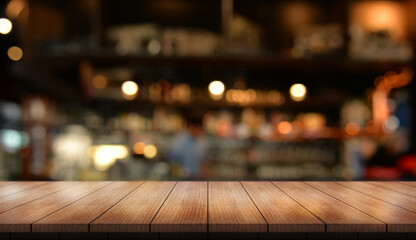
[369,181,416,197]
[91,181,176,232]
[0,182,78,214]
[0,182,48,198]
[33,182,143,232]
[399,182,416,188]
[241,182,324,232]
[152,182,207,232]
[273,182,385,232]
[338,182,416,213]
[0,182,17,188]
[0,181,111,232]
[307,182,416,232]
[0,181,416,233]
[208,181,267,232]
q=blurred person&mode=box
[169,110,207,179]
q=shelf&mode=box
[33,52,414,72]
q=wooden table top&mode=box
[0,181,415,233]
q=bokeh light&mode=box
[143,144,157,159]
[89,145,129,171]
[350,1,406,40]
[147,39,161,55]
[383,115,400,133]
[0,18,12,34]
[277,121,292,134]
[0,129,29,153]
[92,75,108,89]
[6,0,25,19]
[208,80,225,97]
[133,141,146,155]
[345,122,360,136]
[171,84,191,103]
[52,125,91,170]
[290,83,307,101]
[7,46,23,61]
[121,81,139,96]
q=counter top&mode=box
[0,181,415,233]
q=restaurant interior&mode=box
[0,0,415,182]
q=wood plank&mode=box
[0,182,79,214]
[307,182,416,232]
[272,182,385,232]
[0,182,17,188]
[241,181,324,232]
[91,181,176,232]
[368,182,416,197]
[399,182,416,188]
[0,182,48,198]
[208,181,267,232]
[337,182,416,213]
[0,181,111,232]
[152,182,207,232]
[32,181,143,232]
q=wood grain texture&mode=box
[91,181,176,232]
[241,182,324,232]
[0,181,414,233]
[0,182,17,188]
[0,182,79,214]
[0,182,48,198]
[369,182,416,197]
[152,181,207,232]
[337,182,416,213]
[0,181,111,232]
[399,182,416,188]
[32,181,143,232]
[209,181,267,232]
[307,182,416,232]
[273,182,385,232]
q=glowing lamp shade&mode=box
[121,81,139,96]
[290,83,307,101]
[350,1,406,40]
[7,46,22,61]
[0,18,12,34]
[208,81,225,96]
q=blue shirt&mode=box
[169,131,207,178]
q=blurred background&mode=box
[0,0,415,181]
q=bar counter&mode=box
[0,181,415,239]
